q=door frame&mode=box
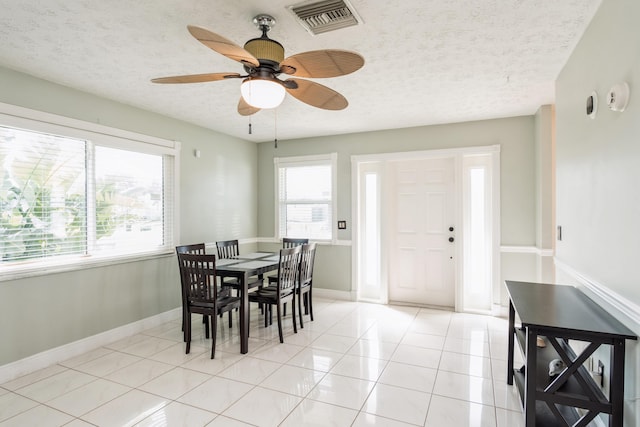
[351,145,501,313]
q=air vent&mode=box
[288,0,362,35]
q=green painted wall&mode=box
[555,1,639,423]
[0,66,257,365]
[556,0,640,309]
[257,116,538,301]
[0,63,545,367]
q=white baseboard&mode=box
[313,288,354,301]
[0,308,181,384]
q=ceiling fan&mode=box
[151,14,365,116]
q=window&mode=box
[0,106,178,276]
[275,153,337,241]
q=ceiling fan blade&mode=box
[280,50,364,78]
[151,72,241,84]
[187,25,260,68]
[238,97,261,116]
[285,78,348,110]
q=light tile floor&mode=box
[0,299,526,427]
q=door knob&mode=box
[449,226,454,232]
[448,237,454,242]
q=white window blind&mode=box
[1,126,87,262]
[91,146,168,256]
[275,154,336,241]
[0,118,176,270]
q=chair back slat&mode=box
[175,243,207,307]
[216,239,239,259]
[276,245,302,297]
[299,243,316,289]
[177,253,218,303]
[282,237,309,248]
[176,243,206,255]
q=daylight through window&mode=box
[275,154,336,241]
[0,121,176,270]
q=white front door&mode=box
[387,157,456,307]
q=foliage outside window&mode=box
[0,122,175,270]
[275,153,336,241]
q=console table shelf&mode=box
[505,281,636,427]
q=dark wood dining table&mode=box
[215,251,279,353]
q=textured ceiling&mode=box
[0,0,601,143]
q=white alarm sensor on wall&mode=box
[606,82,630,112]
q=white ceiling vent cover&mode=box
[288,0,362,35]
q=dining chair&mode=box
[215,239,240,286]
[216,239,239,259]
[177,252,241,358]
[249,245,302,343]
[175,243,207,340]
[297,243,317,329]
[216,239,265,313]
[268,237,309,287]
[269,238,309,317]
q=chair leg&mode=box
[181,302,186,333]
[228,310,233,328]
[308,290,314,321]
[210,312,217,359]
[182,307,188,342]
[276,303,284,343]
[304,293,309,315]
[291,297,297,334]
[185,312,191,354]
[264,304,269,328]
[204,315,210,339]
[298,291,304,329]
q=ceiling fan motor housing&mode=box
[244,37,284,68]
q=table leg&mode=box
[240,273,249,354]
[507,300,515,385]
[524,327,538,427]
[610,339,625,427]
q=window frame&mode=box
[0,102,180,281]
[274,153,337,244]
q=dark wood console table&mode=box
[505,280,636,427]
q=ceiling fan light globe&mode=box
[241,79,286,109]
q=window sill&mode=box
[0,250,174,282]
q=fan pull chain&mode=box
[248,115,252,135]
[274,109,278,149]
